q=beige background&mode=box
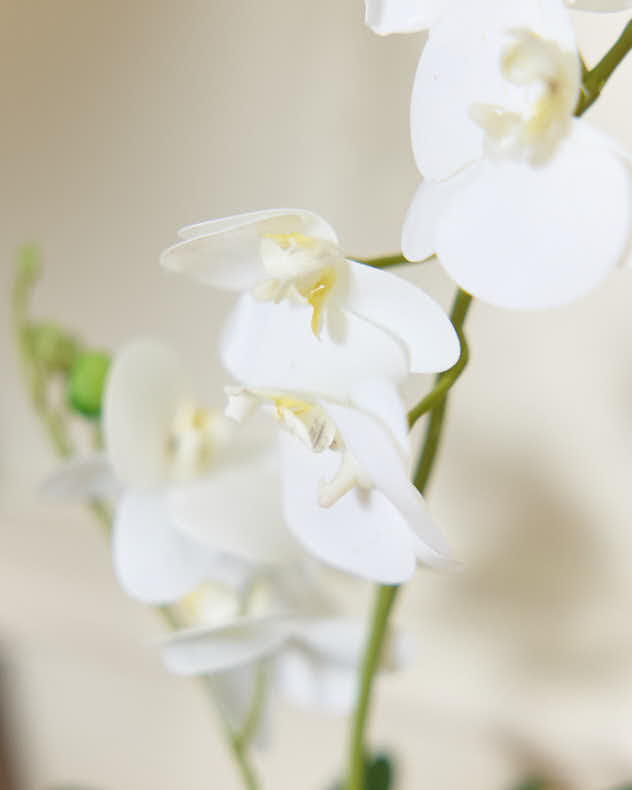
[3,1,632,788]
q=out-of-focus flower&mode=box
[160,209,459,376]
[365,0,632,36]
[163,567,408,723]
[401,0,632,308]
[43,338,298,604]
[218,374,453,584]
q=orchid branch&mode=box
[345,287,473,790]
[575,18,632,116]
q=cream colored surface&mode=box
[2,2,632,788]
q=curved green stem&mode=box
[413,289,472,491]
[345,287,473,790]
[575,18,632,116]
[408,293,471,430]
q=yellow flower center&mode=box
[254,232,343,337]
[469,30,580,165]
[262,232,317,250]
[166,403,232,482]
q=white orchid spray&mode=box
[11,0,632,787]
[369,0,632,309]
[159,221,462,581]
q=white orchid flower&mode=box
[215,357,454,583]
[400,0,632,309]
[160,209,460,377]
[365,0,632,36]
[44,338,299,605]
[162,568,409,720]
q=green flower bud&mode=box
[67,351,110,419]
[28,322,79,372]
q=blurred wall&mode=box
[2,2,632,788]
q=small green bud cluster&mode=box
[26,322,79,373]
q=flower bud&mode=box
[67,351,110,418]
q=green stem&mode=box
[345,287,473,790]
[234,664,268,752]
[346,584,399,790]
[12,249,74,458]
[575,18,632,116]
[407,295,470,430]
[163,607,262,790]
[413,289,472,491]
[229,737,260,790]
[355,253,436,269]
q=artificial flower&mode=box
[365,0,632,36]
[43,338,299,604]
[160,209,460,375]
[400,0,632,308]
[162,567,408,721]
[215,367,454,583]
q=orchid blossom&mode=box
[160,209,460,376]
[369,0,632,309]
[43,338,299,604]
[162,568,408,723]
[215,369,454,584]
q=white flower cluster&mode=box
[45,211,459,731]
[42,0,632,748]
[368,0,632,309]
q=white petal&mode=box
[274,646,358,712]
[435,122,632,309]
[176,209,338,245]
[566,0,632,9]
[322,401,452,566]
[160,616,290,675]
[349,378,410,455]
[279,433,417,583]
[364,0,458,34]
[289,617,368,666]
[402,170,478,262]
[41,454,120,500]
[113,490,223,604]
[221,293,408,398]
[167,442,300,566]
[412,0,577,180]
[345,260,459,372]
[162,209,338,291]
[291,617,411,671]
[103,339,190,488]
